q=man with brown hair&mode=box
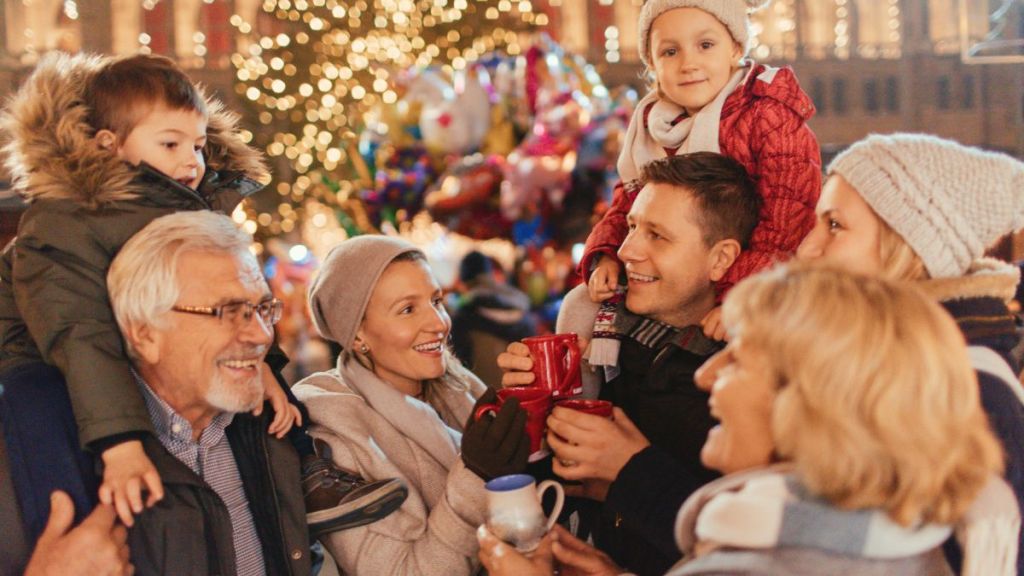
[500,152,762,575]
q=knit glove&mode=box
[461,392,530,481]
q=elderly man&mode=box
[107,211,309,575]
[499,152,768,576]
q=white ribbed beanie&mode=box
[828,133,1024,278]
[638,0,772,68]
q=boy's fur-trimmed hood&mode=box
[1,52,267,209]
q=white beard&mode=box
[205,365,264,414]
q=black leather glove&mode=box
[461,393,530,481]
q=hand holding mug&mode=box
[522,334,582,399]
[474,388,553,462]
[462,394,529,481]
[477,524,622,576]
[498,336,593,392]
[497,341,535,388]
[547,406,650,482]
[483,474,564,553]
[551,399,613,468]
[477,525,554,576]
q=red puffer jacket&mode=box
[580,64,821,297]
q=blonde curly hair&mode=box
[723,263,1001,526]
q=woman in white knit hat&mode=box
[580,0,821,347]
[292,235,530,575]
[796,132,1024,573]
[478,265,1018,576]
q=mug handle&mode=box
[474,403,499,421]
[536,479,565,531]
[559,339,582,395]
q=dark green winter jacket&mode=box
[0,53,268,449]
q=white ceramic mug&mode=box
[484,474,565,552]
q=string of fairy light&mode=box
[228,0,542,247]
[9,0,909,255]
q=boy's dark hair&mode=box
[640,152,761,248]
[84,54,206,139]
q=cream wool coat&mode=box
[292,358,489,576]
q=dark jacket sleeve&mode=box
[718,101,821,295]
[12,206,153,449]
[604,445,704,561]
[579,179,633,282]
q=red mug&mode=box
[522,333,582,399]
[555,399,613,419]
[474,387,552,462]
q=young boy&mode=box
[0,53,405,536]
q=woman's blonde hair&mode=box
[347,251,475,405]
[877,218,929,281]
[723,263,1002,526]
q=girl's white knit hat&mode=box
[638,0,772,68]
[828,133,1024,278]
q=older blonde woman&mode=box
[480,264,1018,575]
[795,133,1024,571]
[293,235,529,575]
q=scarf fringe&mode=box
[588,338,621,367]
[957,515,1020,576]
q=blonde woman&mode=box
[479,265,1018,575]
[795,133,1024,571]
[293,235,529,575]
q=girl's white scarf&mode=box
[676,466,1019,576]
[616,64,750,187]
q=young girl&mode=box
[582,0,820,340]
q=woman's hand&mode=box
[461,396,529,480]
[477,525,554,576]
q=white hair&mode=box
[108,211,256,358]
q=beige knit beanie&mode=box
[308,235,422,349]
[828,133,1024,278]
[638,0,772,68]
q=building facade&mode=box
[590,0,1024,160]
[2,1,1021,158]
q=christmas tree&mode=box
[230,0,543,242]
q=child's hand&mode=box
[99,440,164,527]
[588,256,620,303]
[255,368,302,439]
[700,306,728,342]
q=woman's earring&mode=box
[360,343,369,354]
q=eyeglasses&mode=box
[172,297,283,328]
